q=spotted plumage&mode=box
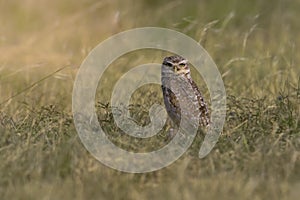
[161,55,210,132]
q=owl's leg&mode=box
[167,127,176,140]
[164,118,179,141]
[163,118,172,139]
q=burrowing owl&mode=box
[161,55,210,132]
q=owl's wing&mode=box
[190,80,210,127]
[162,77,210,129]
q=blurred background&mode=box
[1,0,299,111]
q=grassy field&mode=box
[1,0,300,199]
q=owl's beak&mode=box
[174,64,189,74]
[174,65,183,73]
[174,66,178,73]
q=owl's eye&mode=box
[179,63,186,67]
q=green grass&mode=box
[1,0,300,199]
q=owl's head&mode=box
[162,55,190,76]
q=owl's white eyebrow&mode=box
[178,60,188,64]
